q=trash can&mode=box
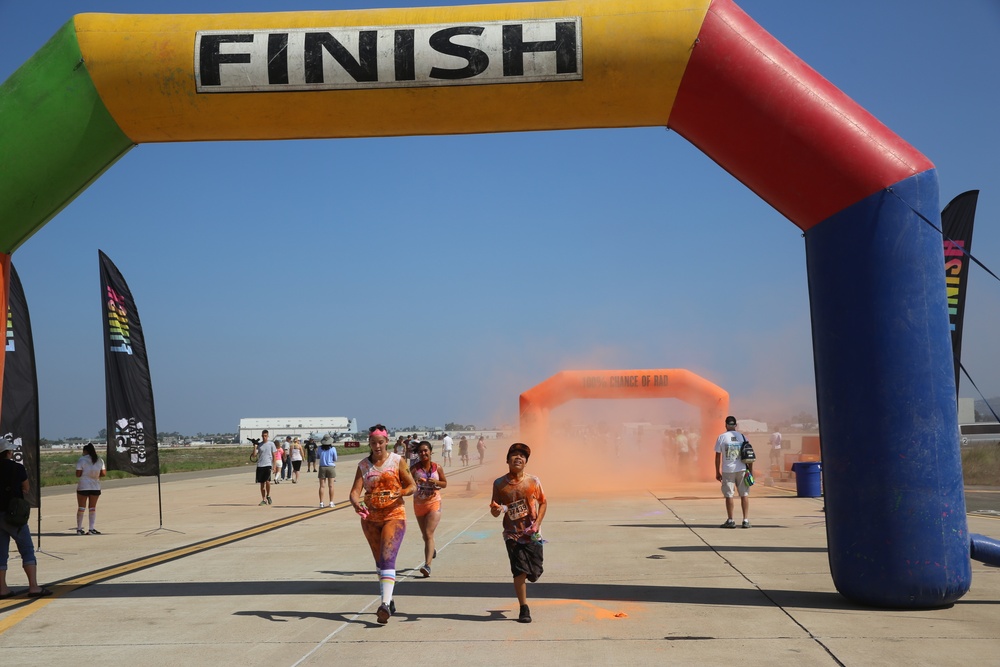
[791,461,823,498]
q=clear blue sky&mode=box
[1,1,998,439]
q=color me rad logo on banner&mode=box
[106,286,132,355]
[114,417,147,464]
[1,434,22,465]
[5,306,13,352]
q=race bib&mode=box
[506,498,529,521]
[366,490,394,509]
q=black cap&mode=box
[725,416,737,427]
[507,442,531,460]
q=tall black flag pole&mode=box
[98,250,180,535]
[0,263,52,554]
[941,190,980,393]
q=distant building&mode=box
[734,419,768,433]
[959,397,975,424]
[239,417,358,444]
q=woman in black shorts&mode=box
[75,443,107,535]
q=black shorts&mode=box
[255,467,272,484]
[78,489,102,497]
[505,539,544,583]
[292,460,302,472]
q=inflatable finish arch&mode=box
[0,0,966,608]
[519,369,727,476]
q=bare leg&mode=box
[24,563,41,593]
[417,511,441,566]
[725,497,735,520]
[513,573,528,605]
[741,495,750,521]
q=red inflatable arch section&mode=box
[519,369,728,476]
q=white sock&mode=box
[89,508,96,530]
[379,569,396,604]
[77,507,85,530]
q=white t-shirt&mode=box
[76,456,106,491]
[770,432,783,449]
[442,436,453,452]
[715,430,747,474]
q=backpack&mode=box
[5,497,30,527]
[739,434,756,463]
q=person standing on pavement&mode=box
[675,429,691,480]
[476,436,486,464]
[459,435,469,466]
[281,436,293,482]
[74,443,106,535]
[305,438,318,473]
[769,430,783,479]
[318,438,338,508]
[255,430,277,505]
[490,442,547,624]
[0,440,52,598]
[290,437,304,483]
[349,424,415,625]
[715,416,753,528]
[441,433,453,467]
[407,435,421,470]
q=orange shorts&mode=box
[413,498,441,517]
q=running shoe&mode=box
[88,529,101,535]
[376,602,391,624]
[518,604,532,623]
[742,519,751,529]
[266,496,272,505]
[419,563,431,578]
[389,599,395,615]
[76,528,86,535]
[259,501,268,506]
[433,549,437,559]
[721,519,736,528]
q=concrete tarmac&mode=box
[2,455,1000,666]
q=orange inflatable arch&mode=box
[519,369,728,475]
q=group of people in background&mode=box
[393,433,487,469]
[271,436,305,484]
[252,430,339,508]
[661,427,699,479]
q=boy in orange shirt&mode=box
[490,442,547,623]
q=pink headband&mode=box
[370,429,388,438]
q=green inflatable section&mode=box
[0,20,133,254]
